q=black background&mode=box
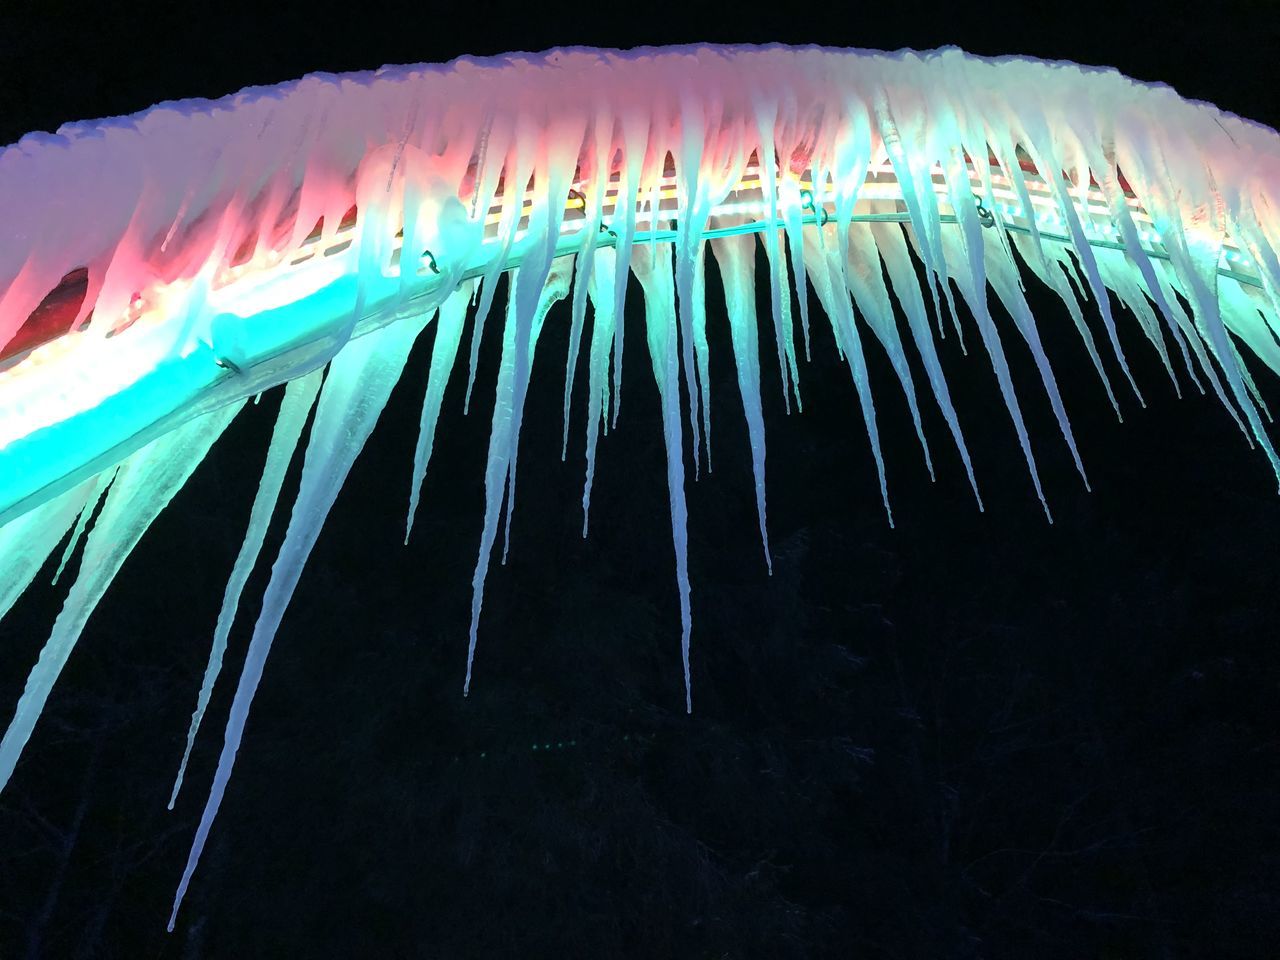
[1,2,1278,957]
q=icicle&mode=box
[691,247,713,471]
[405,280,478,542]
[0,403,241,793]
[674,98,708,473]
[465,258,573,695]
[800,226,893,524]
[1076,133,1194,396]
[497,117,584,563]
[560,109,615,462]
[608,110,651,430]
[1153,175,1280,482]
[1022,129,1145,406]
[0,479,98,624]
[630,243,694,712]
[870,221,982,508]
[1154,259,1248,432]
[778,178,813,361]
[983,232,1091,490]
[1221,277,1280,379]
[1235,207,1280,344]
[168,369,322,809]
[464,118,529,414]
[561,191,602,458]
[169,304,431,932]
[710,233,772,572]
[50,469,116,587]
[991,126,1126,416]
[842,222,934,480]
[1092,247,1180,391]
[795,109,897,521]
[467,287,521,666]
[938,162,1051,519]
[563,267,591,458]
[874,91,964,348]
[754,106,802,410]
[581,248,618,536]
[499,257,574,563]
[463,275,499,415]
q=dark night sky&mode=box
[1,2,1279,958]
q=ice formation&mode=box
[1,44,1279,925]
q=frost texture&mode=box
[1,44,1280,925]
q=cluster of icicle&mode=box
[3,45,1280,928]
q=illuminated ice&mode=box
[0,44,1277,927]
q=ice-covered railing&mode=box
[2,44,1280,929]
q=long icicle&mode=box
[631,242,694,712]
[582,248,619,536]
[168,369,322,809]
[465,258,573,694]
[405,280,478,542]
[710,232,773,572]
[169,309,431,931]
[870,219,982,509]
